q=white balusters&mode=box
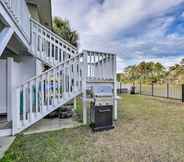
[41,75,44,113]
[22,85,26,125]
[47,72,50,109]
[35,79,38,116]
[13,53,84,134]
[82,50,116,82]
[30,19,77,66]
[29,81,33,121]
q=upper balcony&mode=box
[0,0,78,67]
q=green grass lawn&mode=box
[2,95,184,162]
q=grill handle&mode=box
[98,109,111,113]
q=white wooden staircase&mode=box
[0,0,117,136]
[12,53,85,134]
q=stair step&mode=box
[0,129,12,137]
[0,121,11,130]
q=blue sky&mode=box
[52,0,184,72]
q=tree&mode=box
[53,17,79,48]
[180,58,184,65]
[120,61,166,84]
[152,62,166,82]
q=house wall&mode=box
[0,51,36,119]
[12,55,36,86]
[0,55,36,115]
[36,60,44,75]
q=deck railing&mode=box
[1,0,30,41]
[30,19,78,66]
[13,53,84,134]
[84,50,116,81]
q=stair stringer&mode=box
[14,91,82,135]
[0,27,13,56]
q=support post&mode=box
[182,84,184,103]
[12,88,20,135]
[74,97,77,110]
[82,51,88,124]
[140,80,142,95]
[167,83,169,98]
[113,55,117,120]
[152,82,154,96]
[7,57,13,121]
[120,82,122,94]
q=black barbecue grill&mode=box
[90,85,114,131]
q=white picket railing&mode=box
[12,53,85,134]
[84,50,116,81]
[1,0,30,41]
[30,19,78,66]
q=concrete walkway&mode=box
[0,136,15,160]
[23,117,82,135]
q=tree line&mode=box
[117,59,184,84]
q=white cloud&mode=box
[181,11,184,18]
[52,0,184,71]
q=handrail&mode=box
[31,18,77,52]
[84,50,116,81]
[17,53,84,87]
[30,18,78,66]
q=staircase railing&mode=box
[30,19,78,66]
[12,53,85,134]
[0,0,30,41]
[84,50,116,81]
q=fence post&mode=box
[152,82,154,96]
[182,84,184,102]
[140,81,141,95]
[120,82,122,93]
[167,83,169,98]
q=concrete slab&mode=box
[0,136,15,160]
[23,118,82,135]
